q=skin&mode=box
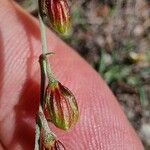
[0,0,144,150]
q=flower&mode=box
[39,0,71,34]
[44,81,79,130]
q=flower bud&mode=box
[40,128,65,150]
[52,140,66,150]
[44,81,79,130]
[40,128,55,149]
[39,0,71,35]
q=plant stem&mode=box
[38,13,47,55]
[35,9,57,149]
[45,56,56,84]
[34,123,40,150]
[39,55,47,107]
[39,106,56,137]
[38,13,56,84]
[34,12,50,150]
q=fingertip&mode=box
[0,1,144,149]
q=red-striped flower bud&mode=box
[40,128,65,150]
[44,81,79,130]
[39,0,71,35]
[51,140,66,150]
[40,128,55,150]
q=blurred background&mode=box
[15,0,150,149]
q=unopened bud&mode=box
[44,81,79,130]
[52,140,66,150]
[40,128,55,149]
[40,128,65,150]
[39,0,71,35]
